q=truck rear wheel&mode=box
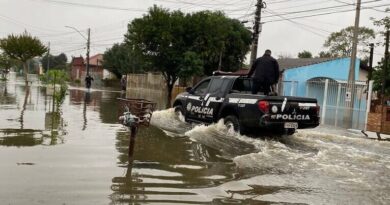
[224,115,240,134]
[285,128,296,136]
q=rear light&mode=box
[258,100,269,113]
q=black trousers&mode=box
[252,79,271,95]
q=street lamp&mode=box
[65,26,91,79]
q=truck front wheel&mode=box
[174,105,185,122]
[224,115,240,134]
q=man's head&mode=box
[264,49,272,56]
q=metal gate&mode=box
[306,78,368,130]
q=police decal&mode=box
[186,102,192,111]
[190,106,214,116]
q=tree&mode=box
[372,59,390,95]
[0,53,16,79]
[41,53,67,72]
[298,50,312,58]
[0,32,47,85]
[323,26,375,57]
[187,11,251,75]
[371,8,390,33]
[124,6,251,106]
[317,51,338,58]
[103,43,145,78]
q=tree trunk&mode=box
[20,87,30,129]
[23,62,28,86]
[166,82,173,109]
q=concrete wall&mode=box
[283,57,361,97]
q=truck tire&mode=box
[285,128,296,136]
[174,105,185,121]
[224,115,240,134]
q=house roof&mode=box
[71,57,84,66]
[89,54,103,66]
[278,58,336,71]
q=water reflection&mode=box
[110,125,236,204]
[0,81,66,146]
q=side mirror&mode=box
[185,87,192,93]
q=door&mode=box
[185,79,211,121]
[205,78,231,122]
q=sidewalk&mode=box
[305,125,390,141]
[348,129,390,141]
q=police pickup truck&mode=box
[173,75,320,136]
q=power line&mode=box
[263,3,390,23]
[40,0,147,12]
[263,0,382,18]
[264,10,329,37]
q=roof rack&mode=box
[212,70,248,77]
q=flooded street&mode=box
[1,76,390,204]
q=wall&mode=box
[125,73,187,109]
[283,57,361,97]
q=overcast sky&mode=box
[0,0,388,65]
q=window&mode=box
[209,78,230,97]
[232,78,252,93]
[193,80,210,95]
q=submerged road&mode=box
[0,77,389,204]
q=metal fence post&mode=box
[321,79,329,124]
[305,82,309,97]
[364,80,374,131]
[335,83,341,126]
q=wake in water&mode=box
[150,109,390,204]
[151,109,264,157]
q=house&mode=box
[70,54,116,83]
[278,57,368,130]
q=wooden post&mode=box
[128,126,137,159]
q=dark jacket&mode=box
[248,54,280,84]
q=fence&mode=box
[277,81,298,96]
[126,73,186,109]
[305,78,369,130]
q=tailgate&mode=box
[266,97,319,123]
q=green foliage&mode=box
[323,26,375,57]
[297,50,312,58]
[0,53,16,69]
[103,43,145,78]
[0,32,47,63]
[43,70,69,109]
[371,8,390,31]
[124,5,251,106]
[41,53,67,72]
[372,59,390,96]
[0,31,47,83]
[317,51,338,58]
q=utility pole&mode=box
[379,30,390,135]
[348,0,361,83]
[86,28,91,76]
[344,0,361,128]
[368,43,374,81]
[46,42,50,73]
[249,0,266,66]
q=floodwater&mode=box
[1,74,390,205]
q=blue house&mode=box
[278,57,369,130]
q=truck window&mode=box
[232,78,252,93]
[193,79,210,95]
[208,78,229,97]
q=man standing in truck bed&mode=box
[247,49,280,95]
